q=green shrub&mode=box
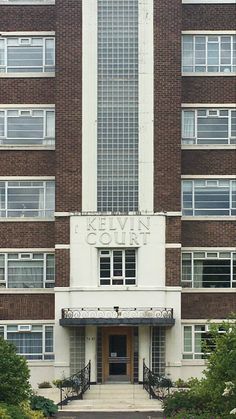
[0,404,27,419]
[38,382,52,389]
[163,390,208,416]
[30,395,58,417]
[0,405,11,419]
[0,338,31,405]
[52,379,63,389]
[21,402,45,419]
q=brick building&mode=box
[0,0,235,388]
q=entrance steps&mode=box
[60,384,163,412]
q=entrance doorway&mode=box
[102,327,133,383]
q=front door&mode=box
[102,327,133,383]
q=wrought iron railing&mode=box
[143,359,172,400]
[59,361,91,408]
[62,307,174,320]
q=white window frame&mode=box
[183,324,225,360]
[181,250,236,288]
[0,252,55,289]
[0,107,55,148]
[182,179,236,216]
[182,34,236,75]
[182,108,236,146]
[0,36,55,75]
[0,0,55,3]
[0,324,54,361]
[99,248,137,286]
[0,179,55,219]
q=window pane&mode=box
[7,331,43,360]
[0,39,5,67]
[193,259,230,288]
[0,254,5,282]
[8,259,44,288]
[45,39,55,66]
[46,254,55,284]
[46,111,55,138]
[113,251,123,277]
[125,249,136,278]
[45,326,53,353]
[7,115,44,141]
[7,45,43,70]
[100,256,110,278]
[183,111,195,139]
[184,326,192,352]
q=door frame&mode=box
[102,326,133,383]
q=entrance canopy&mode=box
[60,307,175,326]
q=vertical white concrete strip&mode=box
[82,0,97,212]
[138,326,151,381]
[54,291,71,379]
[85,326,97,382]
[139,0,154,212]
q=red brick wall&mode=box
[182,150,236,176]
[55,249,70,287]
[0,151,55,176]
[0,5,55,31]
[0,222,55,248]
[166,248,181,286]
[154,0,182,212]
[182,293,236,319]
[55,218,70,244]
[166,217,182,243]
[182,221,236,247]
[55,0,82,212]
[0,79,55,104]
[0,294,54,320]
[183,5,236,31]
[182,77,236,104]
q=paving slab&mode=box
[56,412,163,419]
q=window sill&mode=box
[183,0,236,3]
[0,1,54,4]
[182,145,236,150]
[182,216,236,221]
[182,73,236,77]
[0,217,55,222]
[182,288,236,293]
[28,361,55,366]
[0,146,55,150]
[0,288,54,294]
[182,360,206,366]
[0,73,55,78]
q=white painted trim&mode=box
[183,0,235,2]
[165,212,182,217]
[182,216,236,221]
[55,244,70,250]
[55,212,71,217]
[182,30,236,35]
[0,320,55,324]
[182,319,231,324]
[0,73,55,78]
[182,247,236,251]
[54,286,182,292]
[0,218,54,222]
[182,103,236,108]
[0,104,55,108]
[183,73,236,77]
[0,146,55,150]
[182,145,236,150]
[182,288,236,293]
[138,0,154,212]
[166,244,182,248]
[0,248,54,252]
[0,1,55,3]
[0,176,55,180]
[183,0,236,3]
[0,289,54,294]
[82,0,97,212]
[181,175,236,179]
[0,31,55,36]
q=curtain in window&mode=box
[8,260,44,288]
[193,261,204,288]
[183,111,195,138]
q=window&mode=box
[183,325,225,360]
[99,249,136,285]
[0,108,55,147]
[182,251,236,288]
[0,37,55,73]
[97,0,139,212]
[182,179,236,216]
[0,253,54,288]
[182,35,236,73]
[0,324,54,360]
[0,180,55,218]
[182,109,236,145]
